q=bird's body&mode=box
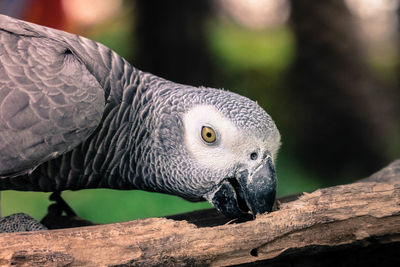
[0,14,281,228]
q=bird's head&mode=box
[142,81,281,219]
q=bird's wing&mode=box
[0,17,105,177]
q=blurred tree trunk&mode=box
[287,0,397,180]
[133,0,214,87]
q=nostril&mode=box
[250,152,258,161]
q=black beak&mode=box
[206,157,277,219]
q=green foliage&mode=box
[209,21,293,71]
[2,190,212,223]
[275,148,324,197]
[87,12,135,60]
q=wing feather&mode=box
[0,22,105,177]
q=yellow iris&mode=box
[201,126,216,143]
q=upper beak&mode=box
[205,156,277,219]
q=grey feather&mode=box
[0,16,105,178]
[0,15,281,219]
[0,213,47,232]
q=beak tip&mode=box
[207,158,277,219]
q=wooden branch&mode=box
[0,160,399,266]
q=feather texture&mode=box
[0,14,281,211]
[0,18,105,177]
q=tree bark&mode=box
[0,160,399,266]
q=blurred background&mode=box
[1,0,399,223]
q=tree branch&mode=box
[0,160,399,266]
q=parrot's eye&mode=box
[201,126,216,143]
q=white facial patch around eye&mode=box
[183,105,242,170]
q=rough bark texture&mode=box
[0,160,399,267]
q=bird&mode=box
[0,14,281,232]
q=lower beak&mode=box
[205,157,277,219]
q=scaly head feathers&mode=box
[136,81,281,218]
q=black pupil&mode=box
[250,152,258,160]
[206,132,212,138]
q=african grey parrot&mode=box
[0,14,281,232]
